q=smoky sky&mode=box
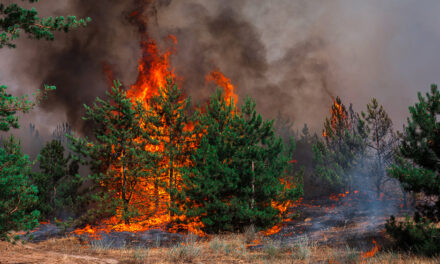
[2,0,440,140]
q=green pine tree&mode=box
[0,0,90,119]
[0,136,39,241]
[389,85,440,220]
[33,139,82,220]
[313,97,366,192]
[70,80,156,225]
[177,90,302,233]
[386,84,440,256]
[0,0,90,49]
[0,0,89,239]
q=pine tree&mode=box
[0,0,89,238]
[144,77,194,215]
[313,97,366,191]
[389,84,440,220]
[33,140,81,219]
[386,85,440,256]
[295,124,320,197]
[70,80,156,224]
[0,1,90,49]
[0,1,90,116]
[0,85,54,131]
[177,90,302,233]
[0,136,39,240]
[361,98,398,197]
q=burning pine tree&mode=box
[313,97,366,192]
[70,81,157,225]
[67,19,302,235]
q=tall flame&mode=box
[128,35,177,102]
[323,98,349,138]
[75,33,240,237]
[206,70,238,105]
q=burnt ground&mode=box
[269,191,411,251]
[23,191,409,252]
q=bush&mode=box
[263,239,286,259]
[386,215,440,257]
[168,235,201,263]
[291,235,313,260]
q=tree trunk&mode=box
[251,161,255,210]
[169,156,174,217]
[154,175,159,213]
[122,151,130,225]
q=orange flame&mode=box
[74,33,241,237]
[361,239,379,260]
[323,98,349,138]
[206,70,238,105]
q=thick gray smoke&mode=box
[2,0,440,140]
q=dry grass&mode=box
[0,235,439,264]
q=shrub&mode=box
[386,215,440,257]
[168,235,201,263]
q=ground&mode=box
[1,235,439,264]
[1,194,439,263]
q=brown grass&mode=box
[0,234,438,264]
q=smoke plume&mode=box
[2,0,440,139]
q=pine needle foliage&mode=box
[176,90,302,233]
[0,0,90,48]
[387,84,440,256]
[313,97,366,191]
[0,136,39,241]
[144,77,194,214]
[70,80,157,225]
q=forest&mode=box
[1,1,440,263]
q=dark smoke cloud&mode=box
[2,0,440,141]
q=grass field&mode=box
[1,233,439,264]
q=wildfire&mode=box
[206,70,238,105]
[263,181,303,236]
[323,97,349,138]
[127,35,176,102]
[75,30,241,237]
[361,239,379,260]
[74,11,299,239]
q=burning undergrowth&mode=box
[265,190,410,252]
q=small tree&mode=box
[361,98,398,197]
[313,97,366,192]
[177,90,302,233]
[386,84,440,256]
[70,80,156,224]
[0,136,39,240]
[390,85,440,220]
[33,140,81,219]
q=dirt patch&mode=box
[0,240,118,264]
